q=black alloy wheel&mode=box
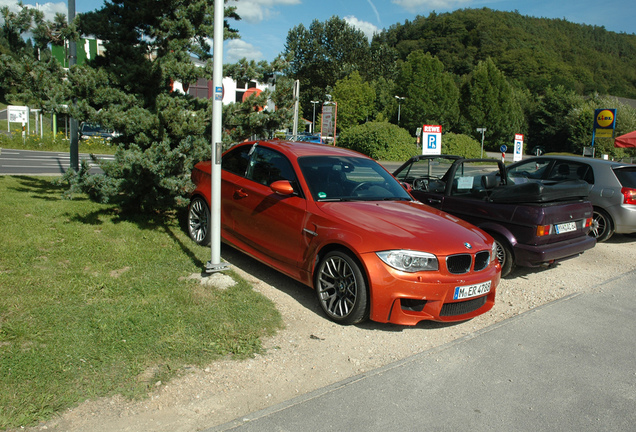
[315,251,369,325]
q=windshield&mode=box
[81,123,112,133]
[298,156,412,202]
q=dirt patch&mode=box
[23,236,636,432]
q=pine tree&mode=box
[460,58,526,150]
[66,0,241,212]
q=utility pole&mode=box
[206,0,230,274]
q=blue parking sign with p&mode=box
[428,135,437,149]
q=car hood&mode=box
[315,200,492,254]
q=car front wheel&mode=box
[188,196,211,246]
[315,251,369,325]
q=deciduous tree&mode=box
[284,17,370,119]
[331,71,375,131]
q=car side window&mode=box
[247,147,297,186]
[573,164,594,184]
[450,161,493,199]
[223,145,251,176]
[547,161,589,182]
[507,160,551,183]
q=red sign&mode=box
[423,125,442,133]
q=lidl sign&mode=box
[594,108,616,138]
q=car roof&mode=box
[237,139,371,160]
[513,155,633,168]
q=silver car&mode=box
[506,156,636,241]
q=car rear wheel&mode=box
[188,196,211,246]
[315,251,369,325]
[590,208,614,242]
[491,234,514,278]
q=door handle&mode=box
[234,188,248,199]
[427,198,442,205]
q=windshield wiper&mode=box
[317,196,411,202]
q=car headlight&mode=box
[376,250,438,272]
[491,241,497,261]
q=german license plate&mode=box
[453,281,491,300]
[555,222,576,234]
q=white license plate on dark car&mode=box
[555,222,577,234]
[453,281,491,300]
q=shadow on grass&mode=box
[9,175,79,201]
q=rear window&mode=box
[613,167,636,188]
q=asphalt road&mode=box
[0,149,506,177]
[0,148,111,175]
[209,268,636,432]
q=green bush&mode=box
[337,121,418,161]
[440,132,484,158]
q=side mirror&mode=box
[400,181,412,192]
[270,180,295,196]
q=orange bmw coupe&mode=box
[189,140,500,326]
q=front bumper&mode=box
[360,253,500,326]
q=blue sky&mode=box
[3,0,635,63]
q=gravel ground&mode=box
[23,235,636,432]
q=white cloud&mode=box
[224,39,264,63]
[392,0,474,13]
[0,1,68,22]
[344,16,379,41]
[227,0,301,24]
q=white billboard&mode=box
[422,125,442,155]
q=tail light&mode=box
[583,217,593,228]
[536,225,551,236]
[622,187,636,205]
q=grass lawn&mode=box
[0,176,283,429]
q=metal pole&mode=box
[476,128,486,158]
[395,96,405,124]
[292,80,299,135]
[68,0,79,171]
[206,0,230,273]
[310,100,319,134]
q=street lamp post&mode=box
[68,0,78,172]
[476,127,487,158]
[310,100,320,134]
[395,96,405,124]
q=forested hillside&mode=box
[374,8,636,98]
